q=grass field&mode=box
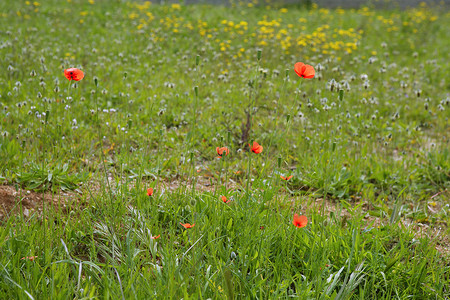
[0,0,449,298]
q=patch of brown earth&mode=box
[0,185,80,220]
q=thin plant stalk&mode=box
[246,149,252,202]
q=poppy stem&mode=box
[219,153,224,189]
[190,151,196,197]
[246,149,252,201]
[190,84,199,195]
[40,114,47,265]
[224,148,229,193]
[155,128,163,195]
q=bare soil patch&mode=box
[0,185,80,220]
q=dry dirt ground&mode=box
[0,185,81,220]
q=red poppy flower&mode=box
[250,141,263,154]
[21,256,37,261]
[151,235,161,240]
[221,195,230,203]
[280,175,293,181]
[64,68,85,81]
[292,214,308,228]
[294,62,315,79]
[216,147,230,158]
[180,222,195,229]
[147,188,154,196]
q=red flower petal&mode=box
[64,68,84,81]
[216,147,229,157]
[303,65,315,78]
[251,141,263,154]
[180,223,195,229]
[294,62,315,79]
[294,62,306,77]
[292,214,308,228]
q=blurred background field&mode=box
[0,0,449,298]
[174,0,450,9]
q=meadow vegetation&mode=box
[0,0,449,298]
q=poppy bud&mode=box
[257,49,262,61]
[195,54,200,66]
[286,114,290,123]
[339,89,344,101]
[194,86,198,97]
[94,77,98,87]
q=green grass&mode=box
[0,0,449,298]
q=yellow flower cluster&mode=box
[221,20,248,35]
[118,0,441,59]
[134,1,151,11]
